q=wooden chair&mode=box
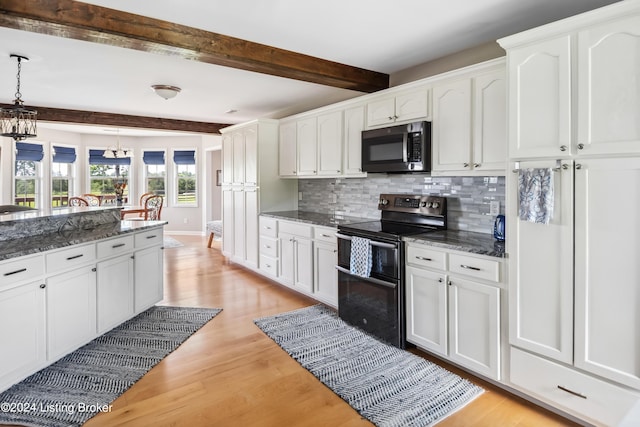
[82,194,102,206]
[138,192,154,218]
[68,196,89,206]
[144,195,163,220]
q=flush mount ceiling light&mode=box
[151,84,181,100]
[103,129,132,159]
[0,54,37,141]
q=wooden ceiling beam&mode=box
[0,0,389,93]
[0,103,228,134]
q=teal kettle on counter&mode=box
[494,214,505,241]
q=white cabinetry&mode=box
[366,88,429,127]
[278,121,297,177]
[343,105,366,176]
[312,226,338,307]
[134,228,164,312]
[221,119,297,271]
[406,242,503,380]
[278,220,313,293]
[432,61,506,174]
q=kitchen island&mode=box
[0,206,166,392]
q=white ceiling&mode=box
[0,0,622,136]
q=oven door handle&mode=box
[334,233,397,249]
[335,265,398,289]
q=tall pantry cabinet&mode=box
[499,2,640,426]
[221,119,297,271]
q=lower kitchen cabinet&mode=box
[313,239,338,307]
[97,253,134,334]
[134,245,164,312]
[405,241,503,381]
[279,230,313,293]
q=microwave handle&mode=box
[402,132,408,163]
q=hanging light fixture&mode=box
[103,129,132,159]
[0,54,37,141]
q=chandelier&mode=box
[0,54,37,141]
[103,130,132,158]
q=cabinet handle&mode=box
[576,164,583,170]
[463,163,469,168]
[577,143,585,150]
[416,256,432,261]
[265,264,271,268]
[146,235,157,239]
[448,280,452,286]
[92,267,97,272]
[39,283,46,289]
[321,234,331,238]
[265,245,271,249]
[265,226,272,229]
[388,116,394,121]
[461,264,481,271]
[3,267,27,276]
[66,254,83,261]
[557,385,587,399]
[438,278,443,283]
[473,163,480,168]
[131,255,135,259]
[112,243,126,249]
[560,145,568,152]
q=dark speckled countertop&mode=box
[260,211,504,258]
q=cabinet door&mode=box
[574,157,640,389]
[134,245,163,313]
[432,78,472,171]
[279,233,294,286]
[294,237,313,294]
[221,133,234,185]
[279,121,297,177]
[366,96,396,127]
[232,188,245,261]
[317,111,343,176]
[405,266,448,356]
[221,188,234,257]
[296,117,318,176]
[578,15,640,156]
[244,124,258,185]
[97,254,134,333]
[343,105,366,175]
[244,188,259,269]
[313,241,337,307]
[508,159,574,364]
[0,281,46,389]
[507,36,572,158]
[47,265,97,361]
[395,89,429,122]
[448,276,500,380]
[473,69,507,171]
[232,131,245,185]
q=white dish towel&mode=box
[518,168,554,224]
[350,236,372,277]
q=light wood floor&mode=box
[14,236,584,426]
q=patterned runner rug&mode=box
[0,305,222,427]
[255,304,483,427]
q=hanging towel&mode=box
[518,168,554,224]
[350,236,372,277]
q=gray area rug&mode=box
[0,305,222,427]
[162,236,184,248]
[254,304,483,427]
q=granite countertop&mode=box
[404,230,505,258]
[0,220,166,261]
[261,210,369,228]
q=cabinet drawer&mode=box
[260,236,278,258]
[278,220,312,238]
[259,217,278,238]
[46,243,96,274]
[406,244,447,271]
[314,226,337,244]
[97,235,134,259]
[259,255,278,277]
[0,255,44,288]
[449,253,500,282]
[510,347,640,427]
[135,228,163,248]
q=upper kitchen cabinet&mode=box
[279,121,297,177]
[366,87,430,128]
[500,2,640,159]
[343,105,366,176]
[431,59,507,175]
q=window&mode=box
[143,150,166,196]
[51,146,76,207]
[88,149,130,204]
[173,150,196,206]
[14,142,44,208]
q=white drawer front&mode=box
[135,228,164,248]
[97,235,134,259]
[278,220,312,238]
[406,244,447,271]
[0,255,44,288]
[449,253,500,282]
[259,217,278,238]
[511,347,640,427]
[259,255,278,277]
[46,243,96,274]
[260,236,278,258]
[314,226,337,244]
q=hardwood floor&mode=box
[29,236,584,426]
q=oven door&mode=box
[336,233,399,281]
[336,266,404,348]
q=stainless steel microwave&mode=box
[361,121,431,173]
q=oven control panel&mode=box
[378,194,446,216]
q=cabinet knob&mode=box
[576,164,583,170]
[388,116,394,121]
[438,278,443,283]
[92,267,97,272]
[463,163,469,168]
[560,145,568,152]
[577,143,585,150]
[473,163,480,168]
[39,283,46,289]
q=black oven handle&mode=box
[335,265,398,289]
[334,233,397,249]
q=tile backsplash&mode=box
[298,174,505,235]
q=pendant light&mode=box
[103,129,132,159]
[0,54,37,141]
